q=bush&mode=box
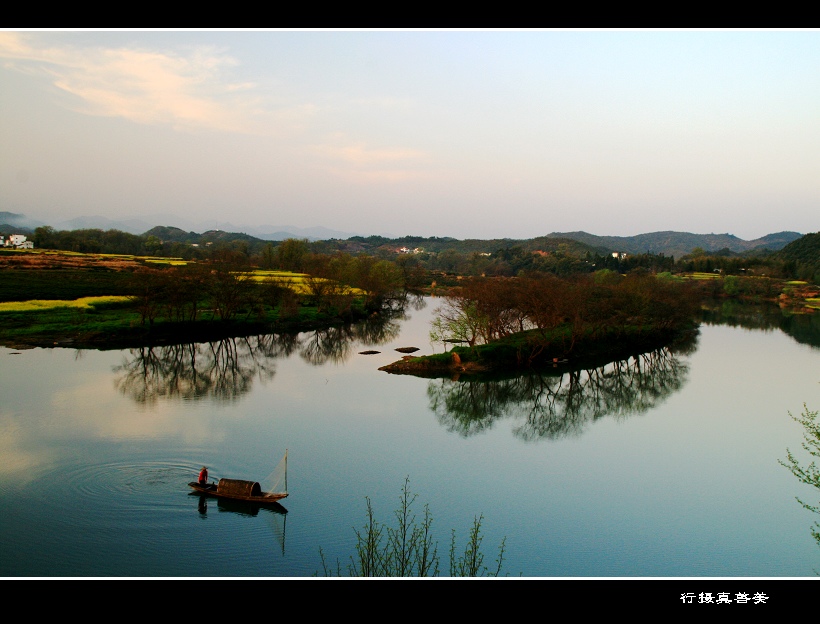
[318,477,508,577]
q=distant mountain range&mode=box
[0,211,807,258]
[0,211,359,242]
[544,230,804,260]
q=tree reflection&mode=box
[299,325,357,366]
[700,298,820,349]
[297,301,409,366]
[113,336,285,404]
[427,339,695,440]
[113,300,413,403]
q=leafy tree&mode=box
[144,235,163,255]
[430,294,490,348]
[276,238,310,272]
[780,404,820,544]
[131,267,167,327]
[206,252,255,321]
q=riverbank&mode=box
[0,303,378,350]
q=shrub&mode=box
[318,477,508,577]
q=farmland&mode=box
[0,249,391,349]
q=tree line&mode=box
[429,271,700,366]
[20,225,818,284]
[129,248,409,329]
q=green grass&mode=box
[0,305,145,341]
[0,268,139,302]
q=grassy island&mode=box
[380,323,697,378]
[380,271,701,377]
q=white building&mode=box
[2,234,33,249]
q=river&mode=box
[1,296,819,578]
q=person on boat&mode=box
[198,466,208,486]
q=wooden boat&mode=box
[188,450,288,505]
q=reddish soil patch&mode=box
[0,251,144,271]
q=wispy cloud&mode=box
[0,32,312,134]
[311,136,431,183]
[316,141,425,166]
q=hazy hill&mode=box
[1,211,805,260]
[0,211,39,233]
[546,230,802,259]
[1,212,358,241]
[344,235,600,257]
[143,226,202,244]
[0,223,33,235]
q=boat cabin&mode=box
[217,478,263,497]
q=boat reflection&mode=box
[193,494,288,554]
[192,492,288,517]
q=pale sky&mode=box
[1,29,817,240]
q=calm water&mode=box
[1,297,819,578]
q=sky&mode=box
[1,29,818,241]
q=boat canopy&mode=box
[217,478,262,497]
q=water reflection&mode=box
[194,494,288,555]
[113,300,413,403]
[114,337,282,405]
[299,317,403,366]
[428,337,696,440]
[193,492,289,517]
[700,299,820,349]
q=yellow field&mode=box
[143,258,189,266]
[687,272,722,280]
[0,296,133,313]
[249,271,365,295]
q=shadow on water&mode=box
[427,333,698,440]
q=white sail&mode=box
[261,449,288,495]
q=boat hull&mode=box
[188,481,288,505]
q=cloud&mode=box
[0,32,312,135]
[0,412,55,482]
[311,136,432,183]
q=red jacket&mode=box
[198,468,208,484]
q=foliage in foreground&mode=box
[780,404,820,543]
[318,478,508,577]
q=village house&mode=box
[1,234,34,249]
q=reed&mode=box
[318,477,508,577]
